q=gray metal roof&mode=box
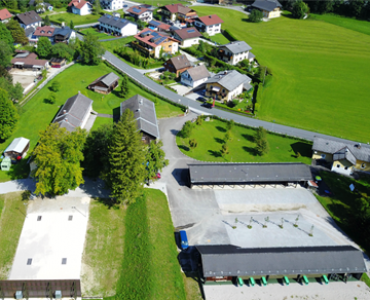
[185,65,210,81]
[205,70,251,92]
[196,245,367,277]
[188,162,312,184]
[252,0,282,12]
[24,26,36,37]
[98,14,136,29]
[243,82,253,91]
[312,137,370,163]
[333,147,357,165]
[54,93,93,132]
[53,26,73,38]
[120,95,160,139]
[220,41,252,54]
[5,137,30,154]
[101,72,120,87]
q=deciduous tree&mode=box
[0,40,13,68]
[292,0,309,19]
[32,124,87,196]
[107,110,146,204]
[254,126,269,156]
[145,140,168,184]
[249,9,263,23]
[6,19,28,45]
[180,121,193,138]
[78,33,104,65]
[0,23,14,50]
[51,42,74,61]
[51,81,61,92]
[37,36,52,58]
[0,88,19,141]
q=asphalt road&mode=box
[103,51,362,145]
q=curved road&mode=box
[103,51,361,145]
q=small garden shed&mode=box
[1,157,11,171]
[4,137,30,160]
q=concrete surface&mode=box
[83,114,97,132]
[203,281,370,300]
[170,84,193,96]
[9,196,90,280]
[10,69,37,91]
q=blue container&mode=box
[179,230,189,250]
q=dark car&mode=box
[197,96,206,102]
[123,5,128,8]
[201,102,213,109]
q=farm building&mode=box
[188,162,312,188]
[120,95,160,144]
[88,72,120,94]
[50,57,66,68]
[4,137,30,160]
[11,51,49,70]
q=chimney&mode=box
[63,110,67,114]
[61,22,65,28]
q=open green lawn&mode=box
[0,63,181,183]
[176,118,312,163]
[194,7,370,142]
[115,189,186,299]
[91,117,113,132]
[101,37,136,52]
[81,198,126,297]
[0,192,27,279]
[310,13,370,36]
[48,12,102,25]
[79,28,112,40]
[209,33,230,45]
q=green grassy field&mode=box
[116,189,186,300]
[194,7,370,142]
[79,28,111,40]
[177,118,312,163]
[0,63,181,183]
[48,12,102,25]
[91,117,113,132]
[310,13,370,36]
[209,33,230,45]
[0,192,27,279]
[81,198,126,297]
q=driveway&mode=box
[169,84,192,96]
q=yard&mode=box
[0,63,182,183]
[48,12,102,25]
[0,192,28,279]
[194,7,370,142]
[176,118,312,163]
[209,33,230,45]
[79,28,112,40]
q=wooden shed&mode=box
[50,57,66,68]
[4,137,30,160]
[88,72,120,95]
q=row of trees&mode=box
[33,110,168,204]
[0,0,71,11]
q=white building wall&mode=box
[193,77,208,88]
[138,11,153,22]
[205,23,221,36]
[121,22,138,36]
[227,84,243,101]
[20,21,41,29]
[171,42,178,54]
[154,46,161,59]
[81,104,92,129]
[101,0,124,10]
[182,37,200,48]
[331,164,354,176]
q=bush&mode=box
[223,29,237,41]
[180,121,193,138]
[249,9,263,22]
[292,0,309,19]
[196,116,202,126]
[189,139,197,149]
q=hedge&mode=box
[222,29,238,42]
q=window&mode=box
[361,163,367,169]
[37,216,42,221]
[62,258,67,265]
[321,154,326,159]
[68,215,73,221]
[337,164,340,168]
[27,258,32,265]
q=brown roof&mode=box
[135,28,178,48]
[174,27,202,40]
[163,3,186,13]
[33,26,55,37]
[11,52,48,67]
[197,14,224,26]
[16,10,41,25]
[68,0,91,10]
[185,65,210,81]
[0,8,12,21]
[166,55,191,71]
[127,5,150,15]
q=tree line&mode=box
[32,110,168,205]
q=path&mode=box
[102,51,364,145]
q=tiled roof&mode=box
[127,5,150,15]
[197,14,223,26]
[166,55,191,70]
[0,8,12,21]
[11,52,48,67]
[148,19,171,31]
[163,3,186,13]
[68,0,91,10]
[33,26,55,37]
[174,27,202,40]
[185,65,210,81]
[206,70,251,92]
[16,11,41,25]
[135,28,177,48]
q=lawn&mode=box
[116,189,187,300]
[176,118,312,163]
[0,63,182,182]
[81,198,126,297]
[194,7,370,142]
[48,12,102,25]
[209,33,230,45]
[0,192,28,279]
[314,171,370,255]
[91,117,113,132]
[310,13,370,36]
[79,28,112,40]
[101,36,136,53]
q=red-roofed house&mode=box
[0,8,12,23]
[161,3,196,22]
[127,5,153,23]
[68,0,92,15]
[194,14,224,36]
[133,28,179,59]
[32,26,55,42]
[173,27,202,47]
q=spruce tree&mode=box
[108,109,146,204]
[118,74,129,98]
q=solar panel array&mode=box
[106,15,112,19]
[154,36,167,45]
[132,8,142,13]
[187,29,195,33]
[150,20,160,26]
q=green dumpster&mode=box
[302,275,309,285]
[283,276,290,285]
[238,277,243,286]
[250,277,255,287]
[261,276,267,286]
[322,275,329,285]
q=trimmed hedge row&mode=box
[222,29,238,42]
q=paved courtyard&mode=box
[9,196,90,280]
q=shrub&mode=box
[226,119,235,132]
[249,9,263,23]
[292,0,309,19]
[196,116,202,126]
[189,138,197,149]
[180,121,193,138]
[220,143,229,157]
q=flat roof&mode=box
[188,162,312,184]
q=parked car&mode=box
[179,230,189,250]
[197,96,207,102]
[201,102,213,109]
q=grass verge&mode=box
[0,192,28,279]
[176,118,312,163]
[209,33,230,45]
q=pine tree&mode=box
[33,124,87,196]
[93,0,102,15]
[0,88,19,141]
[108,110,146,204]
[70,20,74,30]
[254,126,269,156]
[118,74,129,98]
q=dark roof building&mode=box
[98,14,134,30]
[120,95,160,143]
[196,14,224,26]
[184,65,210,81]
[88,72,120,94]
[148,19,171,31]
[196,244,367,278]
[164,54,192,76]
[11,51,49,70]
[188,162,312,187]
[173,27,202,42]
[206,70,252,92]
[53,93,93,132]
[252,0,282,12]
[15,10,42,26]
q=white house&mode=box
[100,0,124,11]
[194,14,223,37]
[15,11,42,29]
[98,14,138,36]
[181,65,210,88]
[218,41,255,65]
[68,0,92,16]
[173,27,202,48]
[251,0,282,19]
[127,6,153,23]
